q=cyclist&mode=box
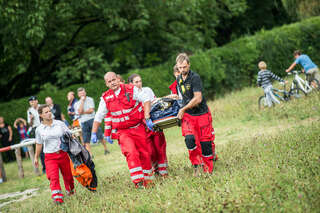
[286,50,320,83]
[257,61,287,107]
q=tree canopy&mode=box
[0,0,292,101]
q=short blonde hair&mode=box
[258,61,267,70]
[176,53,190,64]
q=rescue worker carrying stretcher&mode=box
[128,73,168,177]
[91,72,155,188]
[176,53,217,176]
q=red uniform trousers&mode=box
[45,151,74,203]
[147,130,168,176]
[118,123,154,186]
[181,110,216,173]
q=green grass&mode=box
[1,85,319,212]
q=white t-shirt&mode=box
[74,96,95,123]
[35,120,71,153]
[139,87,156,102]
[27,105,41,128]
[94,86,151,123]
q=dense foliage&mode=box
[0,0,291,101]
[282,0,320,21]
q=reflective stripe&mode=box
[158,163,167,168]
[105,95,114,100]
[112,118,120,123]
[111,129,117,133]
[129,167,142,173]
[159,170,168,175]
[111,111,122,116]
[104,126,111,130]
[53,195,64,199]
[203,154,213,157]
[104,117,111,122]
[131,174,144,180]
[143,169,152,174]
[212,130,215,135]
[138,106,143,112]
[123,102,139,113]
[51,190,62,195]
[188,146,197,151]
[144,175,154,180]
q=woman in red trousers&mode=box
[34,104,74,204]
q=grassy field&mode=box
[0,83,319,212]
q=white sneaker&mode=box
[0,178,3,183]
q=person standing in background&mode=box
[45,97,69,127]
[67,91,78,122]
[13,118,30,158]
[27,96,46,174]
[74,88,109,156]
[0,116,14,162]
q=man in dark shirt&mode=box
[45,97,63,120]
[176,53,217,176]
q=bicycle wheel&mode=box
[309,78,320,92]
[258,96,268,110]
[289,88,307,99]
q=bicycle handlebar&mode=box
[287,70,301,75]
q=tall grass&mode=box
[1,85,319,212]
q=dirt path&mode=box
[0,188,39,209]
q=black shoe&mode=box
[104,150,110,155]
[135,181,144,189]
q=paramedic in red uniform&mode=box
[34,104,74,204]
[169,64,181,96]
[129,73,168,177]
[91,72,155,188]
[176,53,217,176]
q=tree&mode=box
[2,0,286,101]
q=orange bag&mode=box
[70,161,96,191]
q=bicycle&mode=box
[288,70,320,94]
[258,82,306,110]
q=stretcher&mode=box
[153,116,180,131]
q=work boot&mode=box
[143,180,154,188]
[135,181,144,189]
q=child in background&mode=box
[257,61,287,107]
[13,118,30,158]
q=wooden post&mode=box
[0,152,7,182]
[27,145,40,175]
[14,148,24,178]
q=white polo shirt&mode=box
[74,96,96,123]
[35,120,71,153]
[27,105,41,128]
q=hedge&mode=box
[1,16,319,146]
